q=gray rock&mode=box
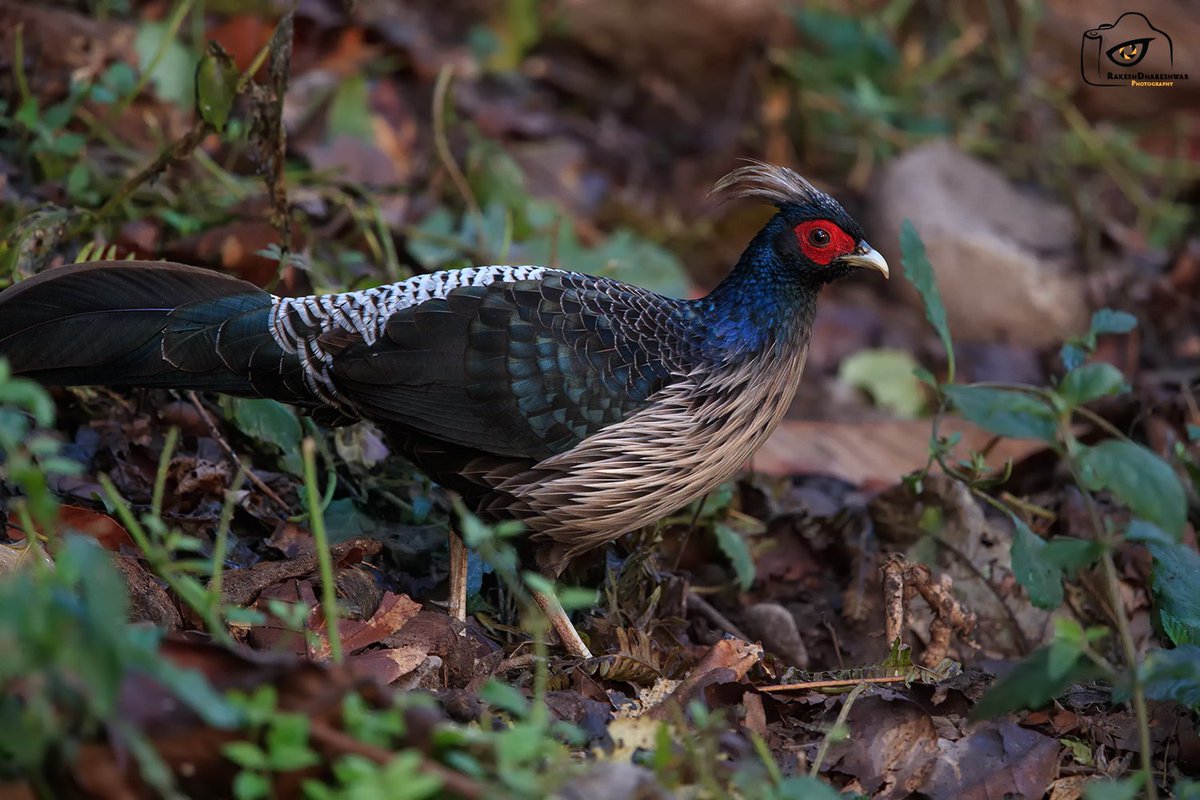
[554,762,671,800]
[741,602,808,668]
[869,141,1090,348]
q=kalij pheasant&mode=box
[0,163,888,656]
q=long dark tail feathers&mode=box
[0,260,302,400]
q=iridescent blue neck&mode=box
[686,226,819,360]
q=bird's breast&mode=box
[506,336,811,553]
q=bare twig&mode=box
[687,590,753,643]
[882,554,979,667]
[762,675,904,693]
[185,391,290,513]
[496,653,538,672]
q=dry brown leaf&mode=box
[113,553,183,629]
[219,538,382,606]
[925,720,1059,800]
[347,646,431,685]
[310,591,422,660]
[0,542,52,576]
[827,695,938,799]
[6,505,132,551]
[756,418,1047,487]
[1047,775,1088,800]
[647,638,761,720]
[586,627,665,686]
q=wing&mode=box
[325,271,688,460]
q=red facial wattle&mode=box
[794,220,856,265]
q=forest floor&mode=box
[1,1,1198,798]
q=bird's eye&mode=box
[795,219,853,265]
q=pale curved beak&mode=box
[837,243,889,278]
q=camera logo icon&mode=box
[1080,12,1180,87]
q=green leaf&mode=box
[134,22,196,108]
[1177,781,1200,800]
[225,397,303,475]
[774,776,846,799]
[1137,534,1195,647]
[223,741,269,770]
[1011,520,1064,609]
[265,714,318,771]
[1137,645,1200,710]
[1012,520,1102,610]
[971,645,1099,720]
[556,586,600,611]
[232,770,271,800]
[66,163,91,199]
[838,348,927,417]
[479,679,530,717]
[943,385,1058,442]
[408,207,463,269]
[322,498,378,542]
[1083,775,1144,800]
[327,74,373,141]
[565,229,690,298]
[1078,441,1186,538]
[495,723,544,768]
[1058,363,1127,407]
[1089,309,1137,338]
[195,43,238,130]
[713,522,755,591]
[1060,343,1087,372]
[1045,536,1103,571]
[899,220,953,366]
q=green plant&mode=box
[98,426,248,646]
[222,686,321,800]
[0,358,78,534]
[902,221,1199,800]
[0,361,240,794]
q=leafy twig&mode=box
[1075,476,1158,800]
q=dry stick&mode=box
[185,391,290,512]
[882,555,906,647]
[672,492,708,572]
[89,122,213,225]
[761,675,907,693]
[496,653,538,672]
[687,590,753,643]
[259,9,295,258]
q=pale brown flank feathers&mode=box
[500,329,811,573]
